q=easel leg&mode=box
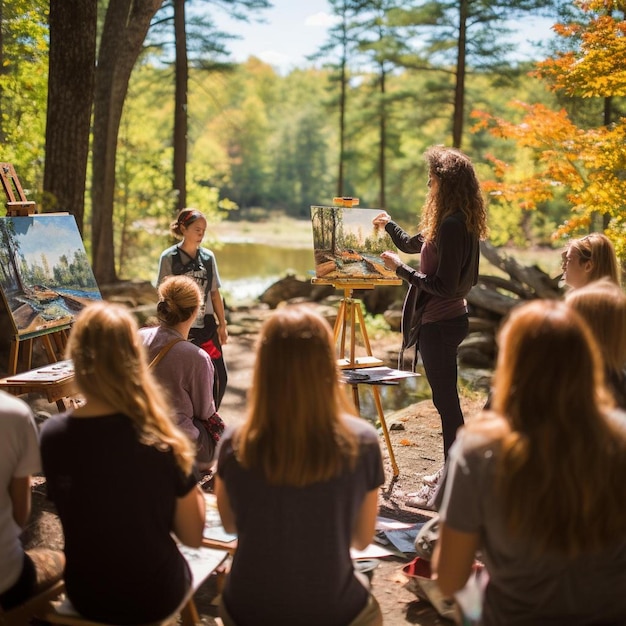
[355,302,374,357]
[372,386,399,478]
[8,340,19,376]
[351,384,360,411]
[348,300,357,367]
[41,335,58,364]
[334,299,347,361]
[23,338,33,371]
[180,598,200,626]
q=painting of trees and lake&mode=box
[0,215,101,338]
[310,206,399,283]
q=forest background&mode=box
[1,0,625,287]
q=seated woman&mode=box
[140,275,224,472]
[215,306,385,626]
[433,299,626,625]
[566,277,626,409]
[561,232,620,289]
[0,391,64,612]
[40,302,206,625]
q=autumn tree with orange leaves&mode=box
[473,0,626,257]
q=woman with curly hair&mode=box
[373,146,488,506]
[40,302,205,624]
[432,299,626,625]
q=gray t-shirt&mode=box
[157,245,221,327]
[439,426,626,626]
[0,392,41,593]
[217,415,385,626]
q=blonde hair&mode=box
[420,145,488,243]
[565,278,626,372]
[235,306,359,486]
[69,301,196,474]
[169,208,206,239]
[488,299,626,557]
[157,275,201,326]
[566,233,621,285]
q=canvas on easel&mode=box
[0,214,101,339]
[310,205,400,282]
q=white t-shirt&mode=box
[0,391,41,593]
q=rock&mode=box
[383,308,402,332]
[259,275,333,309]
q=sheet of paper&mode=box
[203,493,237,544]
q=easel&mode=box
[0,163,76,409]
[0,163,70,375]
[330,282,402,477]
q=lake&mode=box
[215,242,316,302]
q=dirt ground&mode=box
[19,303,488,626]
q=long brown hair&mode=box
[488,299,626,557]
[565,278,626,372]
[419,145,488,243]
[69,301,196,474]
[235,306,359,486]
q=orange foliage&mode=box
[472,0,626,254]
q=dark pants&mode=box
[189,315,227,409]
[418,313,469,459]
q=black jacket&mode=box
[385,212,480,368]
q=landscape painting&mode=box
[310,205,399,282]
[0,214,101,338]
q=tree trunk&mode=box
[378,62,386,209]
[452,0,468,149]
[337,38,348,197]
[0,3,5,144]
[43,0,97,231]
[173,0,188,213]
[91,0,163,284]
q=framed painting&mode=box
[310,205,400,283]
[0,214,101,339]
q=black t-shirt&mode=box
[218,416,385,626]
[40,412,197,624]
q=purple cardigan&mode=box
[139,325,216,441]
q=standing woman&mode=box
[140,275,224,472]
[215,306,385,626]
[40,302,205,624]
[432,299,626,625]
[158,208,228,408]
[373,146,488,505]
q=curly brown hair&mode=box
[419,146,488,242]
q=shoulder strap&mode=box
[198,248,214,287]
[148,338,185,369]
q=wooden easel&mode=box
[333,283,401,476]
[0,162,37,216]
[1,163,71,375]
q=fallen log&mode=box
[480,241,562,299]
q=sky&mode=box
[212,0,557,75]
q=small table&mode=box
[0,360,77,411]
[343,367,421,479]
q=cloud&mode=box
[257,50,293,70]
[305,12,340,27]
